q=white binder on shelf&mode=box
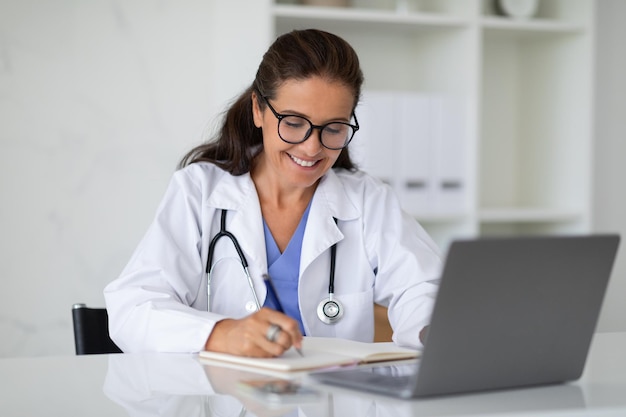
[353,91,396,187]
[355,91,469,218]
[431,94,468,215]
[396,92,434,215]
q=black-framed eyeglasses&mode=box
[261,96,359,150]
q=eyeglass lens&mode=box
[279,116,354,150]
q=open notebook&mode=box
[199,336,419,372]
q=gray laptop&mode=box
[311,234,620,398]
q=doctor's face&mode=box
[252,76,355,190]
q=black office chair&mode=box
[72,303,123,355]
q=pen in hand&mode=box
[263,273,304,357]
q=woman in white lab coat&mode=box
[104,29,441,356]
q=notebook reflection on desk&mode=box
[102,352,416,417]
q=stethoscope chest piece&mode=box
[316,217,343,324]
[317,296,344,324]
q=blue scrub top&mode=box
[262,201,312,335]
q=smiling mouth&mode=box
[289,154,318,168]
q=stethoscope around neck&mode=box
[205,209,344,325]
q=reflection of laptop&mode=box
[311,234,620,399]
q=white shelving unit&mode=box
[478,0,594,248]
[268,0,595,250]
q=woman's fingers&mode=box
[259,308,303,348]
[253,308,303,355]
[205,308,303,357]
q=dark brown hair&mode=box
[178,29,364,174]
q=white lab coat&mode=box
[104,162,441,353]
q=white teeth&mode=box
[290,155,316,167]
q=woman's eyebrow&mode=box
[277,107,352,123]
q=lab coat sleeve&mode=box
[104,167,221,353]
[361,175,442,349]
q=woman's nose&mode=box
[300,127,324,155]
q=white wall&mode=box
[0,0,623,357]
[0,0,269,357]
[592,0,626,333]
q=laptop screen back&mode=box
[414,234,620,397]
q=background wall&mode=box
[0,0,268,356]
[592,0,626,333]
[0,0,623,357]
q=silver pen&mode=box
[263,273,304,356]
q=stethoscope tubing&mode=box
[205,209,343,323]
[206,210,249,272]
[206,210,260,311]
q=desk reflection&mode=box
[103,353,412,417]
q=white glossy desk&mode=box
[1,332,625,417]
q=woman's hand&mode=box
[205,307,303,357]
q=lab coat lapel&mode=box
[229,197,267,274]
[300,170,360,273]
[206,172,267,275]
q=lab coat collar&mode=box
[205,171,256,212]
[205,171,267,271]
[315,169,361,222]
[203,168,361,274]
[204,168,361,221]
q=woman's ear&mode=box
[251,91,263,128]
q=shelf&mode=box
[273,4,470,32]
[479,208,583,223]
[481,16,586,38]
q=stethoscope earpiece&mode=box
[317,296,344,324]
